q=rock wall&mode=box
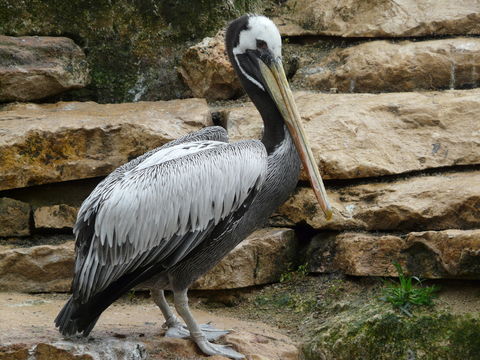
[0,0,479,293]
[0,0,269,103]
[274,0,480,37]
[1,2,480,359]
[294,38,480,93]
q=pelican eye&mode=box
[256,39,268,50]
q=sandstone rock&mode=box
[0,1,257,103]
[178,30,243,101]
[224,90,480,179]
[193,228,298,290]
[0,345,28,360]
[0,36,89,102]
[1,341,146,360]
[34,205,78,230]
[0,241,74,292]
[220,103,263,142]
[0,99,212,191]
[36,342,145,360]
[272,18,316,38]
[0,198,31,237]
[145,336,207,359]
[276,0,480,37]
[308,229,480,279]
[282,43,334,80]
[273,171,480,232]
[35,343,94,360]
[295,38,480,93]
[177,32,314,101]
[3,329,298,360]
[28,335,296,360]
[0,228,297,293]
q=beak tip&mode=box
[324,208,333,221]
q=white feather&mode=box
[232,15,282,91]
[233,16,282,59]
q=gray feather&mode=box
[72,128,267,302]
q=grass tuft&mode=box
[380,263,440,316]
[280,262,309,283]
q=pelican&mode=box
[55,14,332,359]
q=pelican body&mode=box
[56,15,331,359]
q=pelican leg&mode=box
[173,289,244,360]
[152,288,230,341]
[151,288,182,328]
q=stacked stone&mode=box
[0,98,216,292]
[1,0,480,296]
[270,0,480,280]
[221,90,480,279]
[1,1,480,359]
[0,36,88,292]
[0,32,295,294]
[179,0,480,280]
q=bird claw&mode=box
[165,323,230,341]
[195,338,245,360]
[164,324,190,338]
[200,323,231,340]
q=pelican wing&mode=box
[74,126,229,225]
[72,136,267,303]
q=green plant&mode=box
[280,262,310,283]
[288,293,317,313]
[381,263,439,316]
[127,289,137,302]
[254,291,316,314]
[324,278,346,299]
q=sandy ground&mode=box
[2,277,478,359]
[0,292,292,346]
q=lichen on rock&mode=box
[0,99,212,190]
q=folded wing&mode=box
[71,134,267,304]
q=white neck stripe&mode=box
[233,53,265,91]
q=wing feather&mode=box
[72,138,266,302]
[75,126,228,228]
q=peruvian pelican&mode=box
[55,14,332,359]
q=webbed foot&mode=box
[194,337,245,360]
[165,322,230,341]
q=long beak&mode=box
[259,59,333,220]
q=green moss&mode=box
[197,274,480,360]
[303,302,480,360]
[255,290,317,314]
[0,0,274,103]
[157,0,268,41]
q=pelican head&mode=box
[226,15,333,220]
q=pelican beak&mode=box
[258,58,333,220]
